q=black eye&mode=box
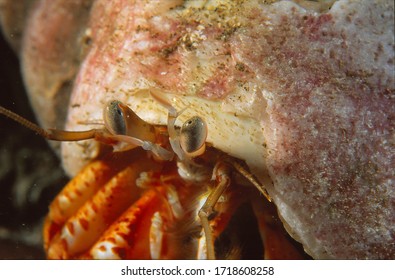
[180,116,207,156]
[104,100,126,135]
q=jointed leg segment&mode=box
[229,160,271,202]
[198,162,231,260]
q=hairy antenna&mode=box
[0,105,51,139]
[0,105,97,141]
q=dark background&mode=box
[0,31,68,259]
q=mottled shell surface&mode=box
[1,0,394,259]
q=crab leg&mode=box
[43,153,139,249]
[198,162,231,260]
[47,161,114,225]
[229,160,271,202]
[44,149,160,259]
[47,166,140,259]
[87,189,164,259]
[43,160,116,250]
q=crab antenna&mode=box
[0,105,97,141]
[0,105,52,139]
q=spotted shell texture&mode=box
[0,0,393,259]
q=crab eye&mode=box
[104,100,126,135]
[180,116,207,157]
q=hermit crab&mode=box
[1,90,303,259]
[1,0,394,259]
